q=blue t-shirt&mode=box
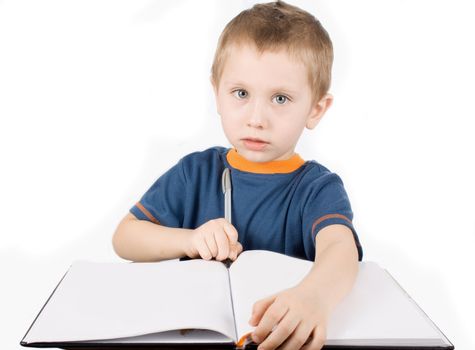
[130,147,363,261]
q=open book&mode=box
[21,250,453,349]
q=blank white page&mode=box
[83,329,232,344]
[23,259,236,343]
[326,261,450,346]
[229,250,449,347]
[229,250,312,341]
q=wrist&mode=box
[182,228,197,258]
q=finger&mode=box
[279,321,314,350]
[214,231,230,261]
[228,246,238,261]
[252,300,288,345]
[204,232,218,258]
[222,220,238,246]
[229,242,243,260]
[259,313,300,350]
[236,242,243,255]
[229,241,242,260]
[196,238,212,260]
[301,325,326,350]
[249,294,276,326]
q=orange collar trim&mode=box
[226,149,305,174]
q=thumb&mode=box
[236,242,243,255]
[249,294,276,326]
[229,242,243,261]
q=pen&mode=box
[222,167,232,225]
[221,168,233,268]
[180,168,234,264]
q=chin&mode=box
[240,150,274,163]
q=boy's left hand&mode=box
[248,284,329,350]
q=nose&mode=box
[247,99,268,129]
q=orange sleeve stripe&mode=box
[311,213,352,235]
[136,202,160,225]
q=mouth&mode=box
[241,138,269,151]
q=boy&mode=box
[113,1,363,349]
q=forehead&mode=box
[221,43,309,91]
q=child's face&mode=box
[212,43,332,163]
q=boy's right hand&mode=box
[186,218,243,261]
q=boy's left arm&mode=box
[249,224,359,350]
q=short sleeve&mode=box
[302,173,363,261]
[130,159,187,228]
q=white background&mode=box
[1,0,474,348]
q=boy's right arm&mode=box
[112,213,242,262]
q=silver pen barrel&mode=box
[221,168,233,267]
[222,168,232,224]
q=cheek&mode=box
[276,115,306,139]
[220,101,245,125]
[220,115,240,139]
[283,125,303,140]
[218,96,239,117]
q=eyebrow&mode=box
[223,81,298,94]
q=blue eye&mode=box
[232,90,290,104]
[274,95,289,105]
[233,89,248,99]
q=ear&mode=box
[306,93,333,130]
[210,76,221,115]
[210,75,217,96]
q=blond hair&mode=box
[211,0,333,104]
